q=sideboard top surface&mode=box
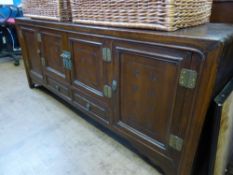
[16,17,233,48]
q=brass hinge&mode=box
[179,68,197,89]
[103,85,112,98]
[169,134,184,151]
[37,33,42,42]
[60,51,72,70]
[37,49,41,56]
[41,57,45,66]
[103,80,117,98]
[102,47,112,62]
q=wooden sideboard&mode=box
[16,18,233,175]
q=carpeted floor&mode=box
[0,60,161,175]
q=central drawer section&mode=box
[68,33,113,124]
[47,77,71,102]
[73,89,110,124]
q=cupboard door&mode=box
[40,29,70,84]
[113,42,202,173]
[68,34,113,124]
[20,27,43,83]
[117,50,177,142]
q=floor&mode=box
[0,60,161,175]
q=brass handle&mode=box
[85,103,91,111]
[60,51,72,70]
[60,51,71,59]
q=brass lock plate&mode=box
[41,57,45,66]
[179,68,197,89]
[61,51,72,70]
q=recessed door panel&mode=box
[69,36,108,99]
[113,43,195,159]
[40,30,68,83]
[120,52,179,144]
[21,27,43,82]
[72,39,103,93]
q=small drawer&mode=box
[47,77,71,101]
[73,91,109,124]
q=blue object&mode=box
[13,0,21,6]
[0,0,22,18]
[0,0,23,19]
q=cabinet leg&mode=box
[27,77,36,89]
[28,81,35,89]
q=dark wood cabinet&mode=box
[16,18,233,175]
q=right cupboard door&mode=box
[112,41,202,174]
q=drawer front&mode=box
[73,89,109,125]
[47,77,71,102]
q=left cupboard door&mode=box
[39,29,72,102]
[39,29,70,85]
[18,27,44,86]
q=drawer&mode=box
[47,77,71,102]
[73,90,109,124]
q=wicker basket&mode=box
[22,0,72,21]
[70,0,213,31]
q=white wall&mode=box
[0,0,14,5]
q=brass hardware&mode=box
[37,49,41,55]
[55,85,60,91]
[60,51,72,70]
[106,48,111,62]
[85,103,91,111]
[103,80,117,98]
[102,47,112,62]
[179,68,197,89]
[169,134,184,151]
[41,57,45,66]
[112,80,118,92]
[37,33,42,42]
[103,85,112,98]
